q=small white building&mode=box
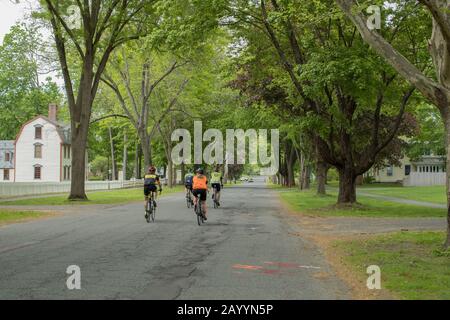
[373,155,446,186]
[0,140,15,182]
[14,104,73,182]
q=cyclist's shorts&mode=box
[144,184,157,196]
[212,183,221,192]
[192,189,207,201]
[185,183,193,191]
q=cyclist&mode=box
[210,165,223,206]
[144,166,162,212]
[184,172,194,206]
[192,168,209,220]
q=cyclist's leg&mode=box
[216,184,221,203]
[201,190,208,217]
[151,189,157,207]
[154,185,158,200]
[144,185,150,210]
[192,189,198,206]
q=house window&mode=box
[34,144,42,159]
[64,166,71,181]
[405,165,411,176]
[3,169,9,181]
[5,152,10,162]
[64,146,71,159]
[386,166,393,177]
[35,126,42,139]
[34,166,42,180]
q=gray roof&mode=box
[41,116,71,144]
[0,140,15,169]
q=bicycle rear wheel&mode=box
[146,201,152,223]
[151,204,156,222]
[196,202,204,225]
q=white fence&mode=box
[403,172,446,187]
[0,180,144,198]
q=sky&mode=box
[0,0,37,44]
[0,1,64,87]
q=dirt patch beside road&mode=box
[279,196,445,300]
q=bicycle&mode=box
[186,189,194,208]
[194,195,206,226]
[145,191,157,223]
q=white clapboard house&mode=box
[12,104,76,182]
[371,155,446,186]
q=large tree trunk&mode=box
[69,121,89,200]
[444,111,450,248]
[337,166,357,204]
[303,166,311,189]
[139,131,152,169]
[316,159,328,195]
[69,70,93,200]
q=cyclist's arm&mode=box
[156,177,162,191]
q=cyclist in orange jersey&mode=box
[192,168,209,220]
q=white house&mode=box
[13,104,74,182]
[0,140,15,182]
[372,155,446,186]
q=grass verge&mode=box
[334,231,450,300]
[360,185,446,205]
[0,209,52,224]
[0,186,184,206]
[279,189,446,218]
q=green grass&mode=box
[361,185,446,205]
[0,186,184,206]
[279,189,446,217]
[0,209,49,223]
[335,231,450,300]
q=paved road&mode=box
[0,179,349,300]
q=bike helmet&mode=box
[196,168,204,175]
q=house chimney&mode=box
[48,103,58,121]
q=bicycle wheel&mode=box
[151,203,156,222]
[146,201,152,223]
[196,202,203,226]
